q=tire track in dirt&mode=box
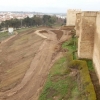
[0,29,71,100]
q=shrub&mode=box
[68,60,96,100]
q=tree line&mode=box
[0,15,65,30]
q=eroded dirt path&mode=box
[0,29,71,100]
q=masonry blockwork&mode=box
[67,10,100,83]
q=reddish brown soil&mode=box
[60,25,75,30]
[0,27,99,100]
[50,30,63,40]
[39,30,48,33]
[0,28,71,100]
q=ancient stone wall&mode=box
[67,9,81,26]
[78,12,96,59]
[68,10,100,83]
[93,12,100,83]
[75,13,81,36]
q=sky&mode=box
[0,0,100,13]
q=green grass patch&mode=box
[39,31,96,100]
[61,36,96,100]
[0,31,10,41]
[39,55,96,100]
[39,57,80,100]
[62,38,76,52]
[85,60,94,71]
[62,37,77,60]
[0,27,35,42]
[62,37,94,70]
[79,59,94,71]
[16,27,34,33]
[69,60,96,100]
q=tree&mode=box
[43,15,51,26]
[23,17,32,27]
[0,24,2,31]
[0,14,65,30]
[33,15,43,26]
[49,16,56,24]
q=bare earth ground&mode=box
[0,28,71,100]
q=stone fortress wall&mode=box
[78,12,96,59]
[67,9,81,26]
[75,13,81,36]
[93,12,100,83]
[67,10,100,83]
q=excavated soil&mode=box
[50,30,63,40]
[0,28,71,100]
[39,30,48,33]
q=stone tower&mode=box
[78,11,97,59]
[67,9,81,26]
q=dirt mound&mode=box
[60,25,75,30]
[39,30,48,33]
[0,29,44,92]
[51,30,63,40]
[0,28,71,100]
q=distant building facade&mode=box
[8,27,14,34]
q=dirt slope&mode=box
[0,28,71,100]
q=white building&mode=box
[8,27,14,34]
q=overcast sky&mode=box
[0,0,100,13]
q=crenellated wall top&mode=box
[82,11,97,17]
